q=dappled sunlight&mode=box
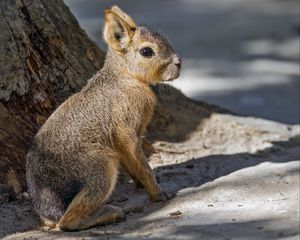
[242,37,299,60]
[4,141,299,239]
[170,59,298,93]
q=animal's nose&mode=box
[173,56,182,69]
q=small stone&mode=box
[169,210,182,217]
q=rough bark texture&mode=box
[0,0,104,187]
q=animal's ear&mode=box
[103,6,137,51]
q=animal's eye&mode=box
[139,47,154,58]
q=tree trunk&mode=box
[0,0,104,189]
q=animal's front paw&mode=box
[153,191,176,202]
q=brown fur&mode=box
[26,5,181,231]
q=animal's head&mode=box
[103,5,181,84]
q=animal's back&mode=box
[26,73,120,221]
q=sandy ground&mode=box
[63,0,299,124]
[0,89,299,239]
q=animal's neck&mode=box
[103,48,129,79]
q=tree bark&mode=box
[0,0,104,188]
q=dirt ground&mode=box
[1,89,299,239]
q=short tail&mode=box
[6,169,23,194]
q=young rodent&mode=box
[26,5,181,231]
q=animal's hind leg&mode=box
[78,204,124,229]
[58,194,124,231]
[58,155,123,231]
